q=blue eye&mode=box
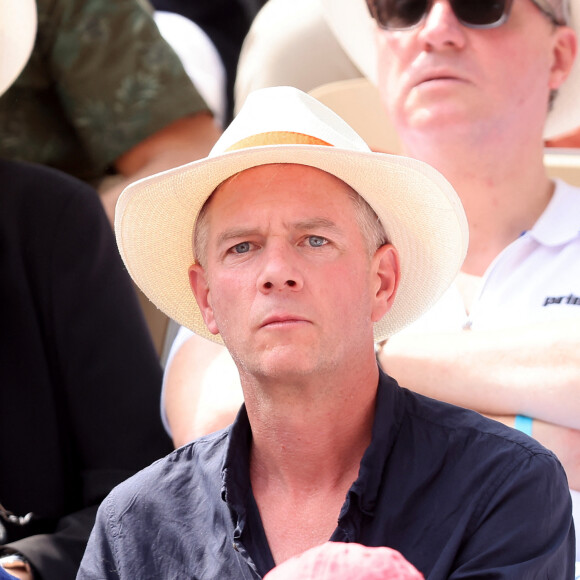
[232,242,251,254]
[308,236,328,247]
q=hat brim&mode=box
[116,145,467,344]
[0,0,37,96]
[319,0,580,139]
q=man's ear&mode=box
[189,263,219,335]
[550,25,577,90]
[370,244,400,323]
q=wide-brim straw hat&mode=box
[320,0,580,140]
[115,86,468,344]
[0,0,37,96]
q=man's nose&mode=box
[256,244,304,293]
[417,0,467,50]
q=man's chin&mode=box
[248,344,324,380]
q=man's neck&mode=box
[242,362,379,564]
[401,127,554,275]
[244,362,378,490]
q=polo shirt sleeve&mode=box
[44,0,209,174]
[450,449,575,577]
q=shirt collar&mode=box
[221,404,253,514]
[349,371,404,515]
[527,180,580,246]
[221,370,405,517]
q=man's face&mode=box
[374,0,575,141]
[189,163,397,382]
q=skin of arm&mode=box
[378,317,580,429]
[164,333,242,448]
[378,317,580,487]
[99,113,221,224]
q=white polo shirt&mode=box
[402,179,580,559]
[405,179,580,333]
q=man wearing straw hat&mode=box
[165,0,580,457]
[167,0,580,565]
[79,86,573,578]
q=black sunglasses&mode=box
[365,0,563,31]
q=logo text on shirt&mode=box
[543,294,580,307]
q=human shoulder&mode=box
[102,428,231,516]
[0,158,95,198]
[81,429,236,579]
[399,385,559,466]
[0,159,99,233]
[377,374,562,493]
[394,386,571,531]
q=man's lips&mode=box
[412,68,466,88]
[259,314,310,329]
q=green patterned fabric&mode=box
[0,0,208,183]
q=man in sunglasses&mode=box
[366,0,567,29]
[79,85,574,579]
[312,0,580,570]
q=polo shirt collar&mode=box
[527,179,580,246]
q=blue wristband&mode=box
[514,415,533,436]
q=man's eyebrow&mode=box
[216,227,261,247]
[216,218,341,247]
[293,217,340,232]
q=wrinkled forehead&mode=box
[211,163,358,205]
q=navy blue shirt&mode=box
[78,371,575,578]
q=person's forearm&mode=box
[379,317,580,429]
[5,506,99,580]
[99,113,221,224]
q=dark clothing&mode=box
[78,371,575,579]
[0,159,172,578]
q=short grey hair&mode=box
[193,168,388,268]
[536,0,570,24]
[550,0,570,23]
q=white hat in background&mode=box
[0,0,37,96]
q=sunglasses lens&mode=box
[368,0,509,30]
[369,0,429,30]
[452,0,507,26]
